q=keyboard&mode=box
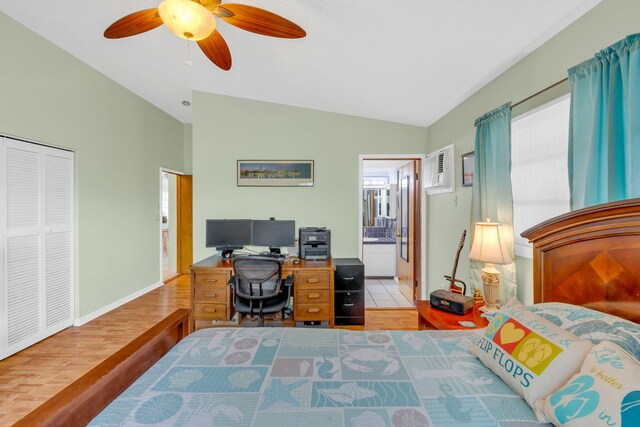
[261,252,286,259]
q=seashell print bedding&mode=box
[89,328,552,426]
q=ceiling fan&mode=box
[104,0,306,71]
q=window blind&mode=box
[511,96,571,258]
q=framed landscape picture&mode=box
[237,160,314,187]
[461,152,475,187]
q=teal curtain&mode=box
[470,103,516,303]
[568,34,640,209]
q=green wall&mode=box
[3,0,631,319]
[183,124,193,174]
[425,0,640,303]
[192,92,428,263]
[0,12,186,318]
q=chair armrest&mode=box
[283,274,294,303]
[283,274,294,287]
[227,276,235,287]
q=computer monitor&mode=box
[252,220,295,254]
[205,219,252,258]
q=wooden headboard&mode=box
[521,198,640,323]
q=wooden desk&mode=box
[190,255,335,331]
[414,300,488,330]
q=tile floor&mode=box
[365,278,414,308]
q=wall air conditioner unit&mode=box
[425,143,454,195]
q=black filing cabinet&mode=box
[334,258,364,326]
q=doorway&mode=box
[360,158,423,308]
[160,170,192,283]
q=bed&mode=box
[20,199,640,426]
[89,327,544,426]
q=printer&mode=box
[299,227,331,260]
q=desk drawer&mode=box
[295,303,331,320]
[194,302,227,320]
[296,289,331,304]
[194,285,227,303]
[296,271,331,289]
[194,272,229,286]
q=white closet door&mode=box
[3,138,42,356]
[42,145,74,334]
[0,137,6,355]
[1,138,74,359]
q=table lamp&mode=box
[469,221,513,312]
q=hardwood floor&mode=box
[0,274,416,425]
[365,308,418,330]
[0,276,190,426]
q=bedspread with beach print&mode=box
[90,328,551,427]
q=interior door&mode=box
[2,138,42,356]
[177,175,193,274]
[396,161,415,302]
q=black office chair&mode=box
[228,256,293,327]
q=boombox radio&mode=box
[429,289,474,315]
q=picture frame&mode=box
[237,160,314,187]
[461,151,475,187]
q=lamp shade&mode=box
[469,222,513,265]
[158,0,216,41]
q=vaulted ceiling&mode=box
[0,0,601,126]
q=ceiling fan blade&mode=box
[198,30,232,70]
[215,4,306,39]
[212,5,234,18]
[199,0,222,10]
[104,9,163,39]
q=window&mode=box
[511,95,571,258]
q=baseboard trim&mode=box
[74,280,164,326]
[163,273,181,284]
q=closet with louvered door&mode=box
[0,136,74,360]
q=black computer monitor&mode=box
[206,219,252,258]
[252,220,295,254]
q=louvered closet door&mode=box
[42,145,74,335]
[2,138,42,358]
[0,137,74,359]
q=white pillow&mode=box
[469,299,593,421]
[540,341,640,426]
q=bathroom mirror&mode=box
[363,189,392,226]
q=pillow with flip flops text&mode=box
[469,299,593,421]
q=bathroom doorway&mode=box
[160,169,192,283]
[360,158,423,308]
[161,171,178,281]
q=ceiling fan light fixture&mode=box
[158,0,216,41]
[104,1,305,71]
